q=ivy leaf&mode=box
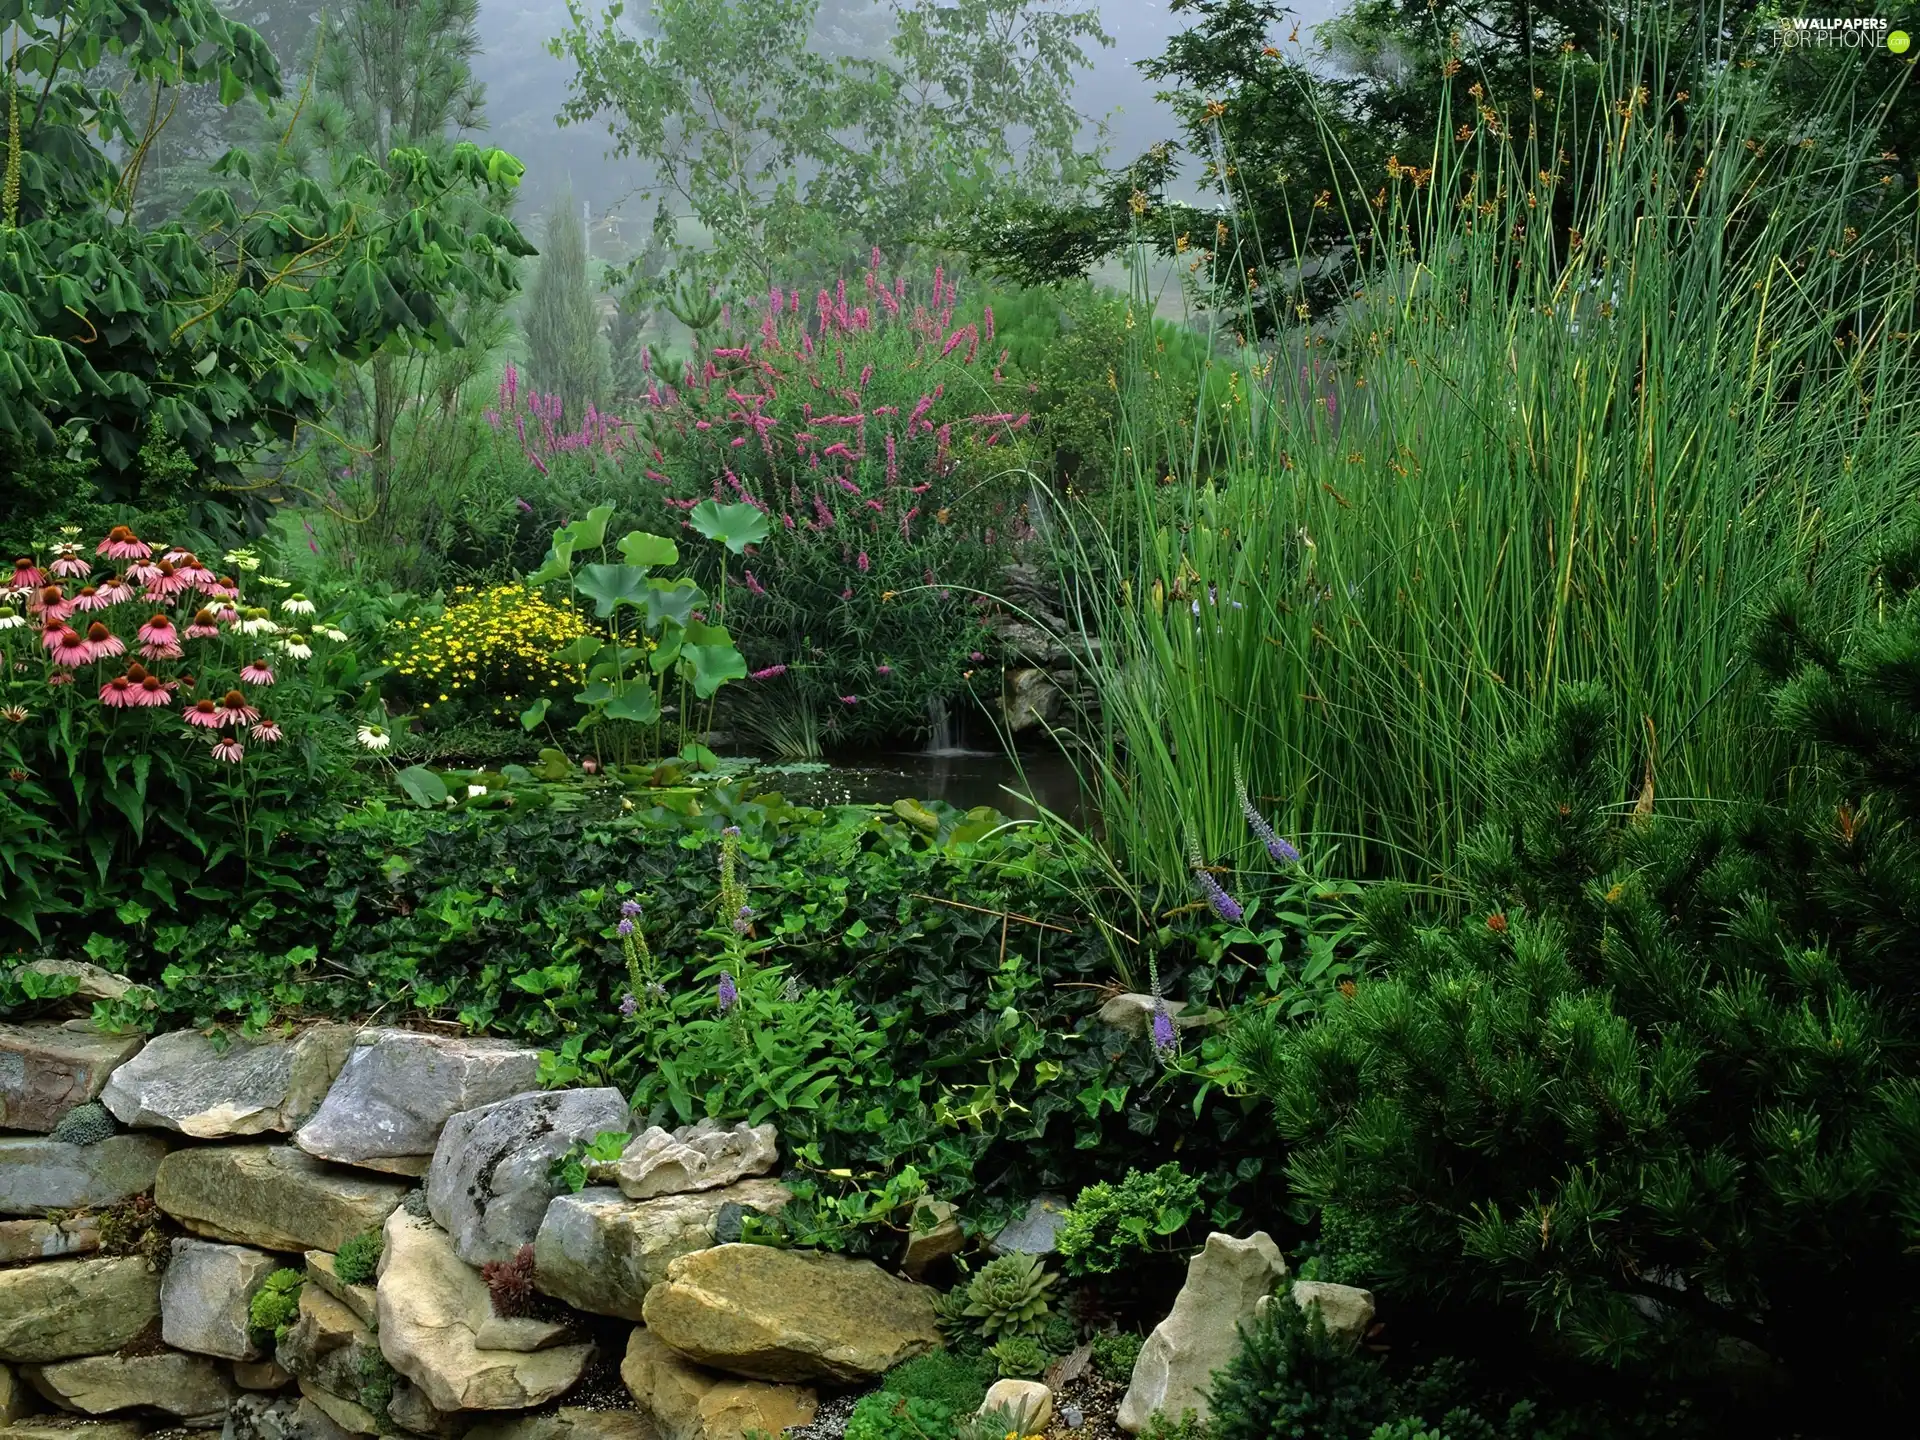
[689,500,771,555]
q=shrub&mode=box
[962,1253,1057,1341]
[1234,524,1920,1417]
[248,1268,305,1338]
[333,1229,383,1287]
[881,1350,993,1413]
[382,583,596,722]
[1204,1294,1398,1440]
[1090,1330,1144,1383]
[1057,1162,1202,1277]
[844,1391,957,1440]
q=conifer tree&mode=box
[523,195,608,415]
[1233,522,1920,1419]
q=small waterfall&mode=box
[925,695,957,755]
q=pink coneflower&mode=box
[99,675,140,707]
[210,738,245,764]
[183,698,223,729]
[250,719,283,744]
[132,676,173,708]
[48,628,92,667]
[144,561,189,600]
[137,615,177,648]
[71,586,111,613]
[96,574,134,605]
[240,659,275,685]
[30,585,72,622]
[50,552,90,580]
[125,560,161,585]
[213,603,240,625]
[205,575,240,600]
[45,671,74,687]
[184,609,222,640]
[161,546,192,565]
[215,690,259,727]
[10,559,43,590]
[83,623,125,661]
[180,559,217,592]
[877,664,892,675]
[97,527,151,561]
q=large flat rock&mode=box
[535,1180,792,1321]
[278,1286,379,1426]
[640,1243,940,1383]
[620,1328,815,1440]
[426,1088,629,1266]
[154,1145,408,1254]
[0,1135,168,1216]
[0,1257,162,1365]
[588,1121,777,1201]
[376,1212,594,1412]
[294,1033,541,1171]
[0,1025,143,1133]
[102,1026,352,1139]
[23,1351,235,1420]
[0,1216,100,1264]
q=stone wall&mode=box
[1,1013,943,1440]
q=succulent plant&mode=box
[481,1244,538,1317]
[962,1252,1057,1341]
[333,1229,383,1287]
[989,1334,1048,1380]
[50,1100,116,1145]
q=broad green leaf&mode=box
[395,765,450,809]
[603,687,661,724]
[564,504,617,552]
[688,500,771,555]
[552,636,605,665]
[575,564,651,617]
[520,698,551,730]
[643,578,702,628]
[618,531,679,567]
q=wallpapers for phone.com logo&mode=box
[1771,16,1911,53]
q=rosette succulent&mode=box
[961,1252,1057,1341]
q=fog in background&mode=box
[468,0,1343,226]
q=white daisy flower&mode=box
[279,634,314,660]
[281,594,316,616]
[356,724,392,752]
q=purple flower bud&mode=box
[733,904,753,935]
[1193,867,1244,925]
[619,992,638,1017]
[1237,771,1301,865]
[620,899,643,917]
[718,971,739,1012]
[1150,1002,1178,1058]
[617,917,635,937]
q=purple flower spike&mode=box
[733,904,753,936]
[718,971,739,1012]
[1193,866,1244,925]
[619,992,638,1018]
[1150,1002,1178,1058]
[1236,769,1301,865]
[620,899,643,917]
[617,917,635,937]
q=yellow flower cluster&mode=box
[384,585,595,712]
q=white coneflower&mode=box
[222,548,263,573]
[356,724,392,752]
[1,704,27,724]
[238,609,280,636]
[281,593,316,616]
[279,633,313,660]
[318,625,349,643]
[0,608,24,630]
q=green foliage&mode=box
[356,1346,398,1430]
[1234,548,1920,1415]
[248,1268,305,1338]
[1204,1293,1397,1440]
[1057,1163,1201,1277]
[881,1351,993,1415]
[96,1194,170,1267]
[844,1391,957,1440]
[333,1229,384,1287]
[524,195,610,413]
[49,1101,116,1146]
[962,1252,1057,1341]
[1137,1414,1206,1440]
[1089,1330,1143,1384]
[0,0,531,500]
[988,1334,1046,1380]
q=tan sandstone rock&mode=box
[640,1243,940,1383]
[154,1146,407,1253]
[0,1421,147,1440]
[979,1380,1052,1434]
[23,1351,235,1420]
[101,1027,353,1139]
[302,1254,377,1331]
[0,1024,143,1133]
[376,1212,594,1412]
[464,1410,661,1440]
[0,1257,162,1365]
[589,1121,778,1201]
[1272,1280,1376,1348]
[161,1239,280,1360]
[619,1328,816,1440]
[1116,1232,1288,1433]
[534,1179,793,1321]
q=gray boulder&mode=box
[161,1239,281,1360]
[294,1032,542,1172]
[588,1119,778,1200]
[103,1026,353,1139]
[1117,1232,1288,1433]
[426,1087,629,1265]
[22,1351,235,1421]
[0,1135,167,1216]
[154,1145,409,1254]
[988,1195,1070,1256]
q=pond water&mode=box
[757,744,1094,827]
